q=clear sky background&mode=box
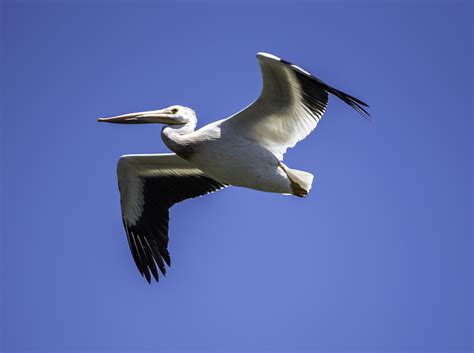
[1,1,472,353]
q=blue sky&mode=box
[1,1,472,352]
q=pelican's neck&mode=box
[161,121,197,157]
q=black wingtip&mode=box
[275,54,371,120]
[162,252,171,267]
[330,87,371,120]
[143,269,151,283]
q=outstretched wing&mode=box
[117,153,226,283]
[225,52,370,160]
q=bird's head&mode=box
[98,105,196,126]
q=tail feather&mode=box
[286,168,314,197]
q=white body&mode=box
[162,119,299,194]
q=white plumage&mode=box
[99,52,369,283]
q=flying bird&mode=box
[98,52,370,283]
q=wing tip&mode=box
[329,88,372,120]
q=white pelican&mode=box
[98,52,370,283]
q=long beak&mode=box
[97,109,177,124]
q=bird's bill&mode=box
[97,109,180,124]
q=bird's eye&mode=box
[171,108,178,114]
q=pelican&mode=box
[98,52,370,283]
